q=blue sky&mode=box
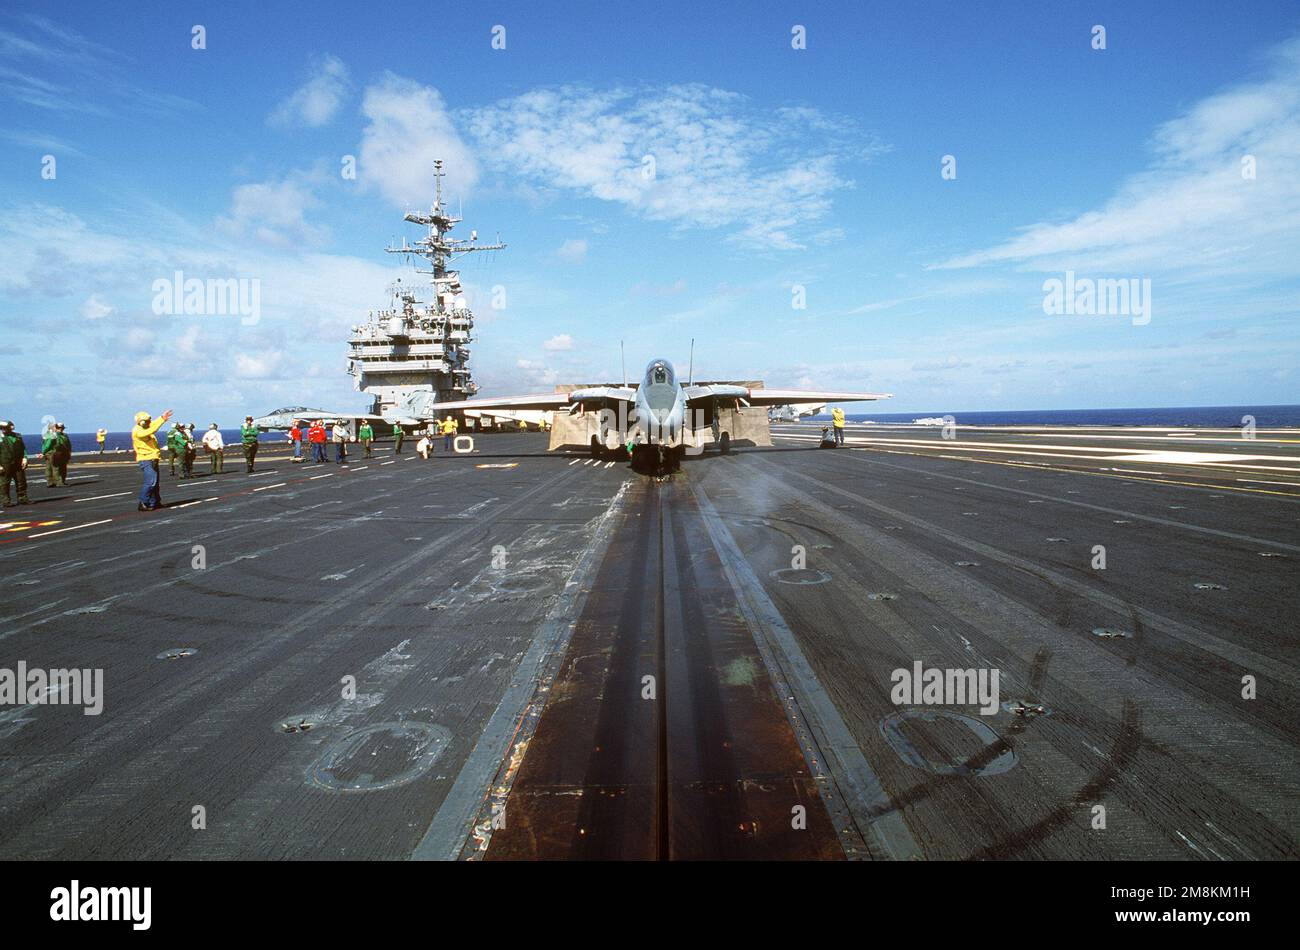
[2,0,1298,430]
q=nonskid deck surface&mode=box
[0,429,1296,859]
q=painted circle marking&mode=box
[308,721,450,792]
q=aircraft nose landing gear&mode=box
[629,443,681,477]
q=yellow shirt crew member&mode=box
[133,412,169,461]
[133,409,173,511]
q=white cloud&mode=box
[358,74,477,207]
[0,202,400,414]
[269,54,349,128]
[234,352,283,379]
[0,128,84,155]
[939,37,1300,279]
[350,78,880,247]
[516,358,560,388]
[911,355,971,372]
[555,239,587,263]
[629,278,686,298]
[216,175,327,248]
[80,294,113,319]
[0,15,196,117]
[122,326,154,354]
[463,83,880,250]
[542,334,574,351]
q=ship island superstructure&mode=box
[347,161,504,421]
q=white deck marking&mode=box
[309,474,333,480]
[776,432,1300,472]
[253,482,286,492]
[74,492,132,502]
[28,520,112,539]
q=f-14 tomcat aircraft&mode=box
[453,357,891,473]
[250,406,383,432]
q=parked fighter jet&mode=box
[452,357,890,473]
[768,403,827,422]
[250,406,383,431]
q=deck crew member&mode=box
[41,423,72,487]
[289,421,303,462]
[202,423,224,474]
[417,432,432,460]
[182,423,199,478]
[441,416,455,453]
[240,416,260,472]
[96,427,107,454]
[331,420,349,464]
[167,422,185,476]
[831,406,846,447]
[358,421,374,458]
[393,422,404,454]
[53,423,72,485]
[133,409,173,511]
[308,420,327,462]
[0,421,30,508]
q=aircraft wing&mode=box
[683,384,750,403]
[568,386,636,403]
[452,387,636,414]
[450,393,574,411]
[743,388,892,406]
[683,385,891,407]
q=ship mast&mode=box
[385,160,505,303]
[348,159,504,419]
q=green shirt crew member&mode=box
[41,429,62,487]
[241,417,260,472]
[41,425,72,487]
[393,423,404,454]
[358,423,374,458]
[167,424,186,475]
[0,422,30,507]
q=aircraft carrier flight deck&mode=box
[1,423,1296,861]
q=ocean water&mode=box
[833,404,1300,428]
